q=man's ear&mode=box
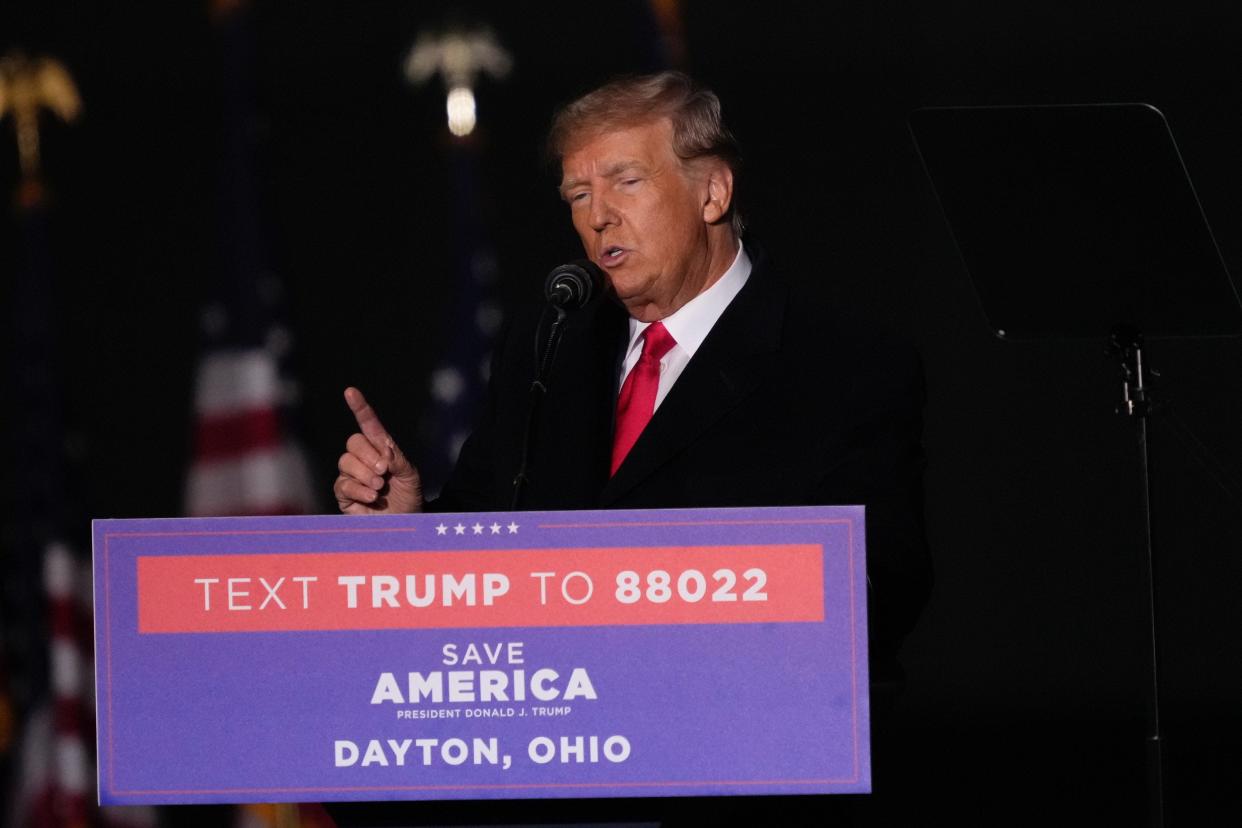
[701,162,734,225]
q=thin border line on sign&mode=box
[536,518,852,529]
[105,527,419,538]
[113,776,862,795]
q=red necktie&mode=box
[611,321,677,475]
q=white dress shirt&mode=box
[618,244,752,410]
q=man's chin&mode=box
[618,298,663,323]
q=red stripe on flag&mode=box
[25,785,88,828]
[193,407,282,461]
[46,596,76,638]
[52,696,87,738]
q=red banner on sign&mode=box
[136,544,825,632]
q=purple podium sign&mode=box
[92,505,869,804]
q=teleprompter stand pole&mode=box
[1108,324,1164,828]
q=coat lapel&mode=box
[599,263,786,505]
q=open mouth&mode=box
[600,246,627,266]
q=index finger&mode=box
[344,386,390,445]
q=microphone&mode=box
[545,260,606,310]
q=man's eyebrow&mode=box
[559,160,648,198]
[558,176,585,198]
[602,160,645,178]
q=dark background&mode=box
[3,1,1241,824]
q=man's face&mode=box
[560,119,726,321]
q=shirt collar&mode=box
[625,243,752,358]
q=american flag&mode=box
[184,0,317,521]
[10,542,96,828]
[9,544,155,828]
[414,141,504,498]
[183,277,316,519]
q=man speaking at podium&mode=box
[333,71,930,677]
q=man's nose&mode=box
[588,194,618,231]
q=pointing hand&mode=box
[333,387,423,515]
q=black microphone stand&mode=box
[511,305,568,510]
[511,260,604,509]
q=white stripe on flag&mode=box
[55,733,90,794]
[193,349,281,416]
[50,639,82,699]
[185,442,316,516]
[44,541,74,597]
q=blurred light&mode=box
[446,86,476,136]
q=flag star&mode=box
[436,524,448,535]
[454,523,466,535]
[472,523,484,534]
[430,367,465,404]
[490,522,501,534]
[507,522,519,534]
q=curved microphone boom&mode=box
[545,260,606,310]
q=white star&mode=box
[454,524,466,535]
[475,303,502,335]
[507,522,519,534]
[430,368,465,404]
[472,523,484,534]
[436,524,448,535]
[490,523,501,534]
